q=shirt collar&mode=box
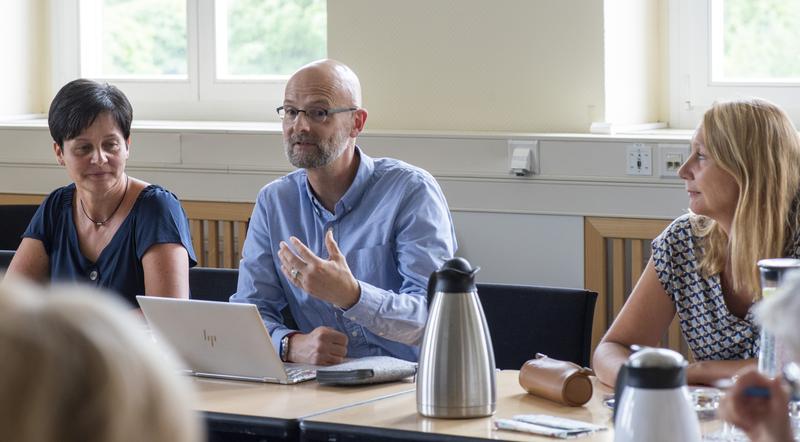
[302,146,374,217]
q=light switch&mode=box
[626,144,652,176]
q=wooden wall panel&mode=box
[583,217,689,359]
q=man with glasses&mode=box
[231,59,457,365]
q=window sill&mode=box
[0,116,695,142]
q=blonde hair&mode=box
[0,277,202,442]
[692,98,800,296]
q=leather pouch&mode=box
[518,353,594,407]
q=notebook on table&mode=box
[136,296,316,384]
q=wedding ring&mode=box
[290,268,300,279]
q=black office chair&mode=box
[0,250,14,270]
[189,266,240,302]
[188,266,297,330]
[475,283,597,369]
[0,205,39,250]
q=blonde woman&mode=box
[0,278,202,442]
[593,98,800,386]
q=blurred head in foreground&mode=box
[0,277,202,442]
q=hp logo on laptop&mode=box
[203,330,217,348]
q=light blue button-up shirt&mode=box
[231,147,457,361]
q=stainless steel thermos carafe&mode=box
[417,258,496,418]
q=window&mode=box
[710,0,800,83]
[51,0,327,121]
[670,0,800,129]
[80,0,188,79]
[215,0,326,79]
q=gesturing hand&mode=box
[287,326,348,365]
[278,229,361,309]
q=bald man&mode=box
[231,60,457,365]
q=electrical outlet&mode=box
[626,144,652,176]
[507,140,539,175]
[658,144,689,178]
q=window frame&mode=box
[196,1,287,107]
[49,0,315,122]
[669,0,800,129]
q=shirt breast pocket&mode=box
[346,243,397,288]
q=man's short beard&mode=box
[284,129,350,169]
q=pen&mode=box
[723,362,800,400]
[749,363,800,400]
[743,386,770,398]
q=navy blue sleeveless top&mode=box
[23,183,197,306]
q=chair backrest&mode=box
[475,283,597,369]
[188,266,297,330]
[0,205,39,250]
[584,217,689,358]
[189,266,239,303]
[182,201,253,269]
[0,250,14,270]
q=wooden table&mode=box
[191,371,727,441]
[300,370,729,442]
[299,370,613,441]
[190,376,415,441]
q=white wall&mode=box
[6,1,670,132]
[0,0,48,117]
[603,0,662,126]
[328,0,607,132]
[0,0,682,287]
[452,211,583,287]
[0,122,691,287]
[658,0,670,127]
[328,0,667,132]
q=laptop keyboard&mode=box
[286,367,316,383]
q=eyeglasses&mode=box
[276,106,358,124]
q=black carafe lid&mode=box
[613,348,687,420]
[624,348,687,389]
[433,258,480,293]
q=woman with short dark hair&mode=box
[6,79,196,305]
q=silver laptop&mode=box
[136,296,316,384]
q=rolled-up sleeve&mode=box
[342,172,457,344]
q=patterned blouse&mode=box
[652,214,763,361]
